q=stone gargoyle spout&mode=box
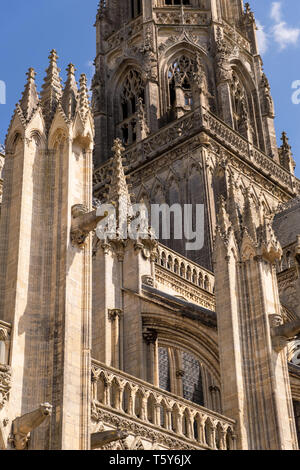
[273,319,300,340]
[91,429,128,449]
[12,403,52,450]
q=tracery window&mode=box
[168,55,195,118]
[119,70,145,146]
[158,345,220,411]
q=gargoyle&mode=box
[71,204,108,248]
[12,403,52,450]
[271,317,300,353]
[91,429,128,450]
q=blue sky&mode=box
[0,0,300,177]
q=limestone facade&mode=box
[0,0,300,450]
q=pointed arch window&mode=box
[158,345,221,411]
[119,70,145,146]
[168,55,195,119]
[231,73,249,137]
[230,71,259,146]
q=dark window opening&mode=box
[165,0,190,5]
[131,0,142,18]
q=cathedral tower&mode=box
[93,0,298,270]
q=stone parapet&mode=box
[91,360,236,451]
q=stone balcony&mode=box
[91,361,236,450]
[154,244,215,310]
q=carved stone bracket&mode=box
[143,328,158,345]
[142,275,154,287]
[270,314,300,352]
[108,309,123,322]
[71,204,108,249]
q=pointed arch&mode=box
[159,41,215,121]
[230,59,264,150]
[110,60,145,147]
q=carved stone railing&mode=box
[154,7,211,26]
[93,107,300,198]
[154,244,215,310]
[91,361,236,450]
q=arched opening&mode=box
[119,69,145,146]
[168,55,195,120]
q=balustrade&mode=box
[92,361,236,450]
[156,244,214,294]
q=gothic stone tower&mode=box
[0,53,95,450]
[92,0,300,450]
[92,0,298,270]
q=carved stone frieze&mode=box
[92,405,200,451]
[0,365,11,410]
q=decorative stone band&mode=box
[91,360,236,451]
[93,108,300,198]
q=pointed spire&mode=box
[279,131,296,174]
[19,68,39,121]
[40,50,63,128]
[216,196,231,235]
[62,63,78,119]
[106,139,131,209]
[227,176,241,237]
[243,188,257,242]
[78,74,90,120]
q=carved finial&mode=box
[279,131,296,174]
[107,139,131,208]
[244,3,255,21]
[62,63,78,119]
[78,74,90,119]
[257,216,282,263]
[217,196,231,235]
[19,68,39,121]
[227,176,241,236]
[40,49,63,129]
[243,188,257,243]
[261,73,275,118]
